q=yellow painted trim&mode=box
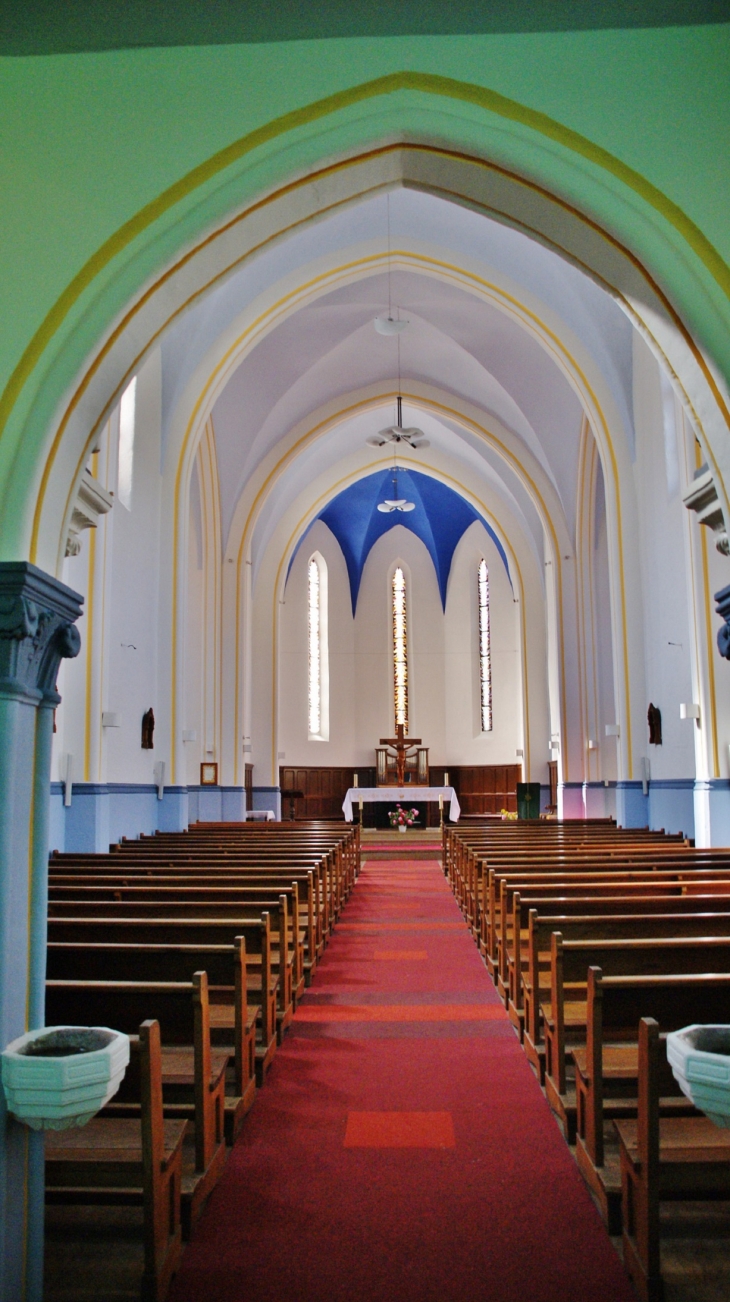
[587,439,602,781]
[575,420,590,782]
[699,506,720,779]
[83,522,96,782]
[96,426,111,783]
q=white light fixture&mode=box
[515,749,524,758]
[377,466,416,514]
[377,498,415,514]
[680,703,701,720]
[367,396,429,450]
[587,738,597,750]
[101,712,121,728]
[605,723,621,737]
[182,729,197,742]
[374,315,408,335]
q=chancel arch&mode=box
[4,31,730,1302]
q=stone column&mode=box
[0,562,82,1302]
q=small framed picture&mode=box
[200,762,218,786]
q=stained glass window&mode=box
[308,557,322,736]
[392,566,408,730]
[478,559,492,731]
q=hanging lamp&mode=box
[377,465,416,514]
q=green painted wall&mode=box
[0,24,728,554]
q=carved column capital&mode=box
[0,562,83,701]
[683,466,730,556]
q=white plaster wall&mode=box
[631,335,695,781]
[104,351,163,784]
[445,522,522,765]
[184,462,204,785]
[594,460,619,782]
[53,351,163,787]
[279,520,356,766]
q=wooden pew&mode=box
[51,861,329,961]
[45,1020,186,1302]
[47,914,278,1084]
[49,884,304,1009]
[576,968,730,1235]
[48,896,294,1046]
[510,895,730,1036]
[49,870,322,978]
[616,1011,730,1301]
[46,973,227,1237]
[514,907,730,1071]
[542,936,730,1142]
[517,906,730,1078]
[46,938,256,1140]
[491,872,730,990]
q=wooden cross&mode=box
[379,723,422,786]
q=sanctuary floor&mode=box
[45,856,730,1301]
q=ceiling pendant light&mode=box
[377,466,416,514]
[368,197,428,453]
[374,315,408,335]
[367,395,430,450]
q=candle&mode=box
[444,771,449,787]
[358,794,363,809]
[354,774,358,787]
[439,794,443,810]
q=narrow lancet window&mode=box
[308,557,321,736]
[308,553,329,740]
[392,566,409,731]
[478,558,492,731]
[117,376,137,510]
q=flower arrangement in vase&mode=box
[500,808,518,821]
[389,805,419,833]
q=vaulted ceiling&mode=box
[163,186,638,582]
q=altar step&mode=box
[360,829,443,861]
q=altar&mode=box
[342,786,460,823]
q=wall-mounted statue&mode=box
[141,707,155,749]
[647,702,662,746]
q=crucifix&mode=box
[379,723,422,786]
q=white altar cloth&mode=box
[342,786,460,823]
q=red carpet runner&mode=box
[170,859,635,1301]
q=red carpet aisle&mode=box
[169,860,635,1302]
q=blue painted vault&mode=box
[289,468,511,614]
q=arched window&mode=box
[117,375,137,510]
[392,565,408,731]
[308,553,329,740]
[478,558,492,731]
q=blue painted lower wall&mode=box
[49,782,254,852]
[558,780,698,839]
